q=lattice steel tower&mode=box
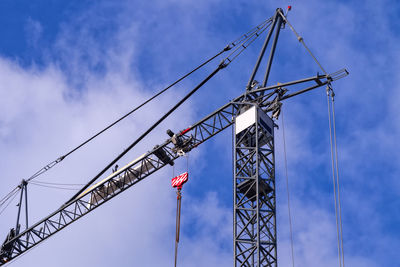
[233,9,283,266]
[234,105,276,266]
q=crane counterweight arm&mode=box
[0,69,347,265]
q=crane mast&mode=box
[0,8,348,266]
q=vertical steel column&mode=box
[262,13,283,87]
[15,185,24,232]
[234,106,276,267]
[246,12,279,90]
[24,183,28,229]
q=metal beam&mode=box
[262,13,283,87]
[246,11,279,90]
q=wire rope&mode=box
[28,182,81,191]
[279,10,346,266]
[223,19,272,64]
[231,18,271,45]
[330,85,345,267]
[277,10,327,75]
[28,180,85,186]
[326,84,344,267]
[0,190,19,216]
[0,188,19,207]
[281,108,295,267]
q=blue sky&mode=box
[0,0,399,266]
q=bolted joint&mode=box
[297,36,303,42]
[167,129,193,156]
[167,129,175,137]
[219,59,229,69]
[224,44,232,51]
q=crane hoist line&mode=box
[0,7,348,266]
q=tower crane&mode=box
[0,8,348,266]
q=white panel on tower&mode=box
[235,106,256,134]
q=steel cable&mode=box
[28,180,85,186]
[28,182,81,191]
[281,10,345,266]
[330,86,345,267]
[231,18,272,45]
[277,10,327,75]
[0,190,19,216]
[0,187,20,210]
[222,19,272,64]
[281,108,295,267]
[326,85,344,267]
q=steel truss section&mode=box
[234,106,276,267]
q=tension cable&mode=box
[28,180,85,186]
[28,182,82,191]
[0,190,19,216]
[280,8,345,265]
[326,84,345,267]
[0,187,19,209]
[281,108,295,267]
[278,9,327,75]
[222,19,272,64]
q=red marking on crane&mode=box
[172,172,188,189]
[288,5,292,11]
[180,127,191,135]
